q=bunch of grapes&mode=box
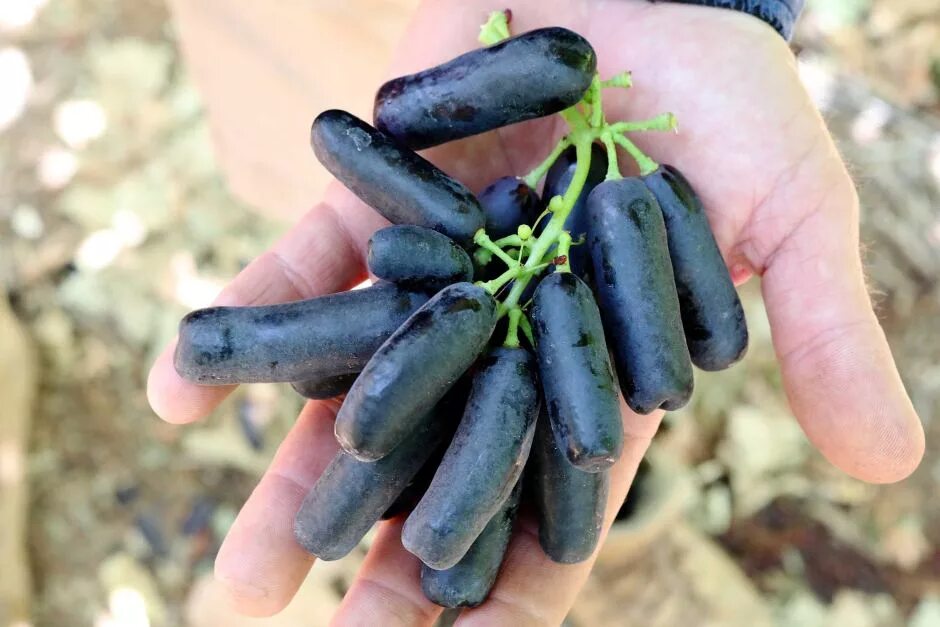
[173,11,747,609]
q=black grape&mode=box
[531,272,622,471]
[374,28,596,150]
[293,402,457,560]
[335,283,497,461]
[531,413,609,563]
[402,347,539,569]
[380,444,444,521]
[290,372,358,400]
[383,376,471,520]
[174,282,428,384]
[311,110,484,244]
[643,165,748,370]
[420,480,521,608]
[368,225,474,289]
[587,178,693,414]
[478,177,541,240]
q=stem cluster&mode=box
[474,14,679,347]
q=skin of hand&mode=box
[147,0,925,624]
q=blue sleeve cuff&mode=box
[659,0,805,40]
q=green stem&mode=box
[522,137,570,188]
[555,231,573,273]
[499,138,593,316]
[609,112,677,134]
[601,131,621,181]
[474,247,492,268]
[521,261,552,276]
[560,105,590,131]
[480,266,519,294]
[474,229,518,268]
[518,314,535,347]
[601,71,633,89]
[493,234,524,248]
[589,76,603,128]
[504,308,522,348]
[478,10,511,45]
[612,133,659,176]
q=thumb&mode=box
[758,161,924,484]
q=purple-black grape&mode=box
[382,376,472,521]
[402,347,539,570]
[587,178,693,414]
[478,177,541,240]
[368,225,474,289]
[294,400,459,561]
[420,480,521,608]
[291,372,359,400]
[311,110,484,244]
[531,411,609,563]
[335,283,497,462]
[374,27,596,150]
[531,272,622,471]
[643,165,748,370]
[174,282,429,384]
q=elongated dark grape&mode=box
[368,225,473,289]
[335,283,497,461]
[478,177,541,240]
[290,372,358,400]
[174,283,429,384]
[374,27,596,150]
[382,375,470,521]
[421,480,522,608]
[380,443,444,521]
[642,165,748,370]
[293,402,457,560]
[402,347,539,569]
[587,178,694,414]
[540,143,608,278]
[531,272,622,471]
[531,413,609,563]
[311,110,484,244]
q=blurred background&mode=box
[1,0,938,625]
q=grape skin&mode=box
[643,165,749,371]
[174,282,428,384]
[374,27,597,150]
[530,412,609,564]
[587,178,694,414]
[335,282,498,462]
[368,225,474,289]
[402,346,539,570]
[311,109,484,245]
[478,176,541,240]
[294,405,454,561]
[531,272,622,471]
[420,480,522,608]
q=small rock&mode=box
[910,596,940,627]
[98,552,166,626]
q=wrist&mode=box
[655,0,804,40]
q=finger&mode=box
[147,183,386,424]
[758,167,924,483]
[332,518,443,627]
[214,399,342,616]
[456,402,663,626]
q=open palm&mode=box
[148,1,924,624]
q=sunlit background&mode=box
[0,0,938,626]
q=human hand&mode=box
[147,1,925,623]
